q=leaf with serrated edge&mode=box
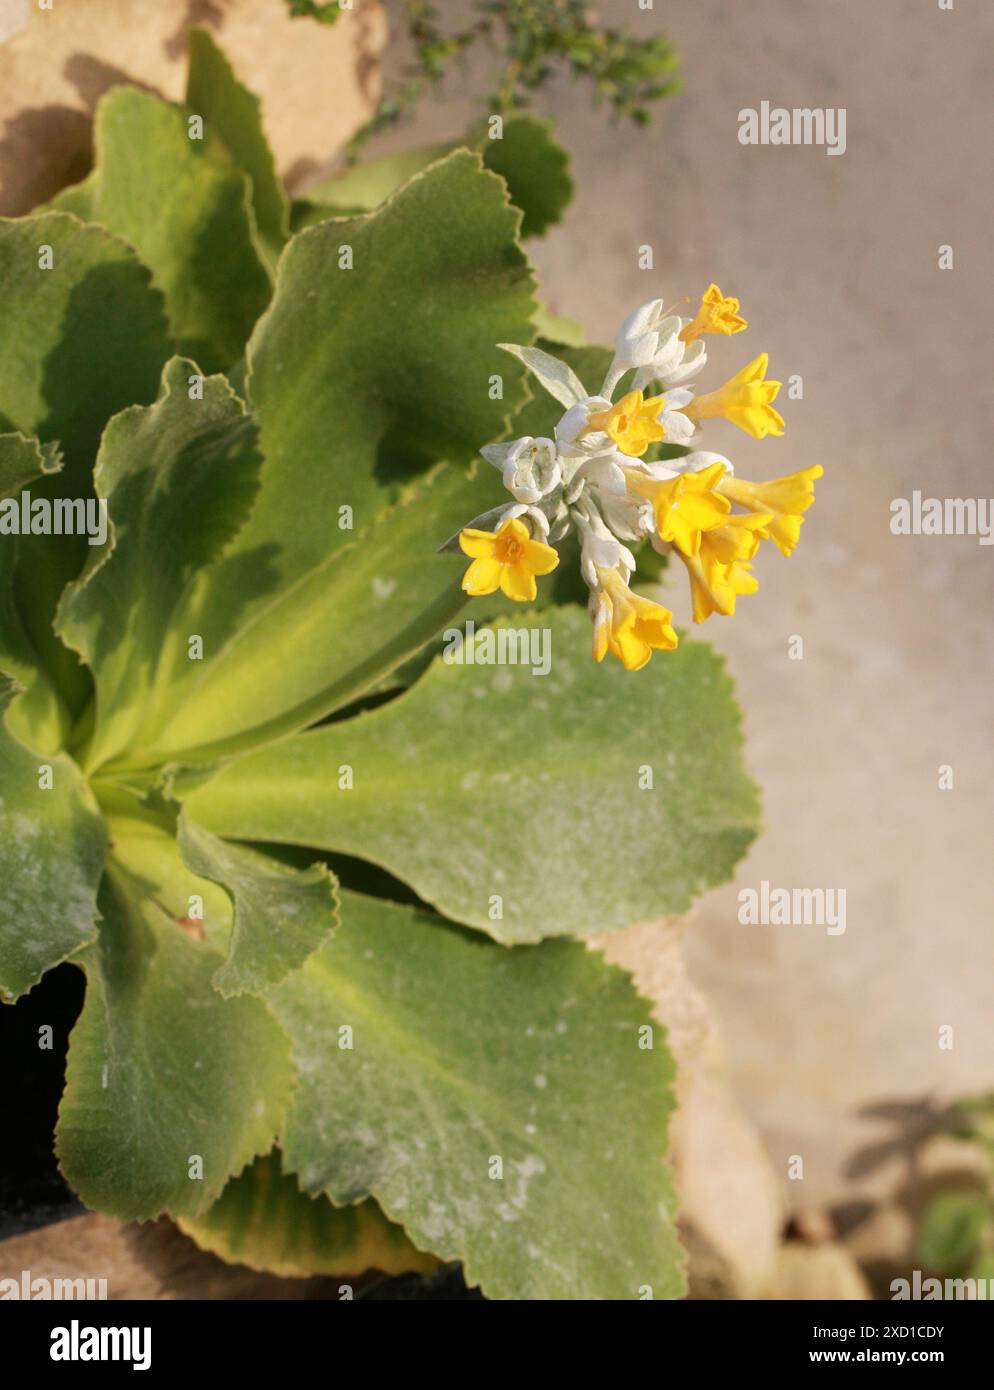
[55,358,261,773]
[0,435,67,748]
[0,432,61,500]
[267,889,684,1300]
[0,682,106,1002]
[235,150,534,587]
[177,813,339,998]
[297,114,572,239]
[186,27,289,261]
[183,607,761,944]
[52,86,271,372]
[94,153,535,769]
[0,213,171,708]
[178,1151,437,1279]
[56,792,294,1221]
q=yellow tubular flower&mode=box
[592,567,678,671]
[684,353,784,439]
[677,512,773,623]
[719,465,824,556]
[585,390,666,457]
[459,516,559,602]
[630,461,730,556]
[679,283,748,343]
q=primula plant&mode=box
[0,31,809,1298]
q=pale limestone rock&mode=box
[593,916,785,1298]
[0,0,29,47]
[765,1242,871,1301]
[0,0,387,215]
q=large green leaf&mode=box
[0,682,106,1002]
[184,608,761,944]
[90,153,534,769]
[178,1151,437,1279]
[0,213,171,707]
[56,795,295,1221]
[186,27,289,262]
[268,890,684,1300]
[53,86,271,373]
[117,462,505,768]
[177,814,338,997]
[241,150,533,579]
[55,358,261,773]
[0,435,67,748]
[467,116,573,238]
[295,115,572,238]
[0,214,169,476]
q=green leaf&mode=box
[53,86,271,372]
[0,435,67,748]
[183,607,761,944]
[531,306,587,347]
[242,150,533,577]
[122,462,504,768]
[0,214,169,472]
[177,814,338,997]
[916,1191,989,1274]
[57,796,295,1221]
[0,432,61,500]
[55,358,261,772]
[186,27,289,262]
[298,143,453,217]
[0,213,171,707]
[297,115,572,239]
[89,152,534,769]
[268,889,684,1300]
[0,681,106,1002]
[177,1151,437,1279]
[467,116,573,238]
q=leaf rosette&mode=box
[0,30,763,1299]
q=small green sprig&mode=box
[286,0,680,162]
[285,0,344,23]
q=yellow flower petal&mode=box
[719,465,822,556]
[459,527,499,559]
[679,283,748,344]
[460,517,559,604]
[461,556,503,595]
[500,564,538,603]
[592,567,678,669]
[632,462,732,557]
[523,536,561,576]
[684,352,784,440]
[586,390,667,457]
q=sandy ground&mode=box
[387,0,994,1206]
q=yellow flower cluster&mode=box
[451,283,822,671]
